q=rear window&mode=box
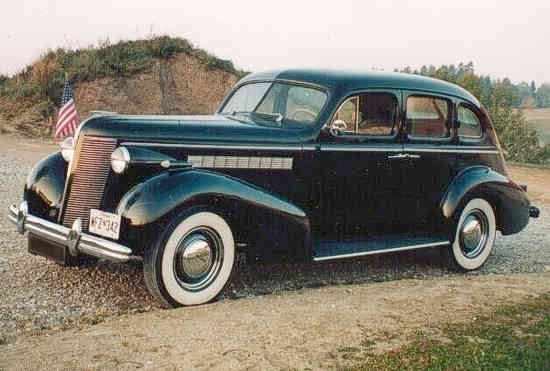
[406,96,451,138]
[457,105,482,138]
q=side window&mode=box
[406,96,451,138]
[286,86,327,124]
[223,83,271,113]
[256,84,327,125]
[457,105,482,138]
[331,92,398,136]
[332,97,358,133]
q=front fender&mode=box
[441,166,530,235]
[116,169,311,259]
[24,152,68,221]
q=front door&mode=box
[317,90,405,240]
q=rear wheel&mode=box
[444,198,496,271]
[144,209,235,308]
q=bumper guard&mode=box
[8,202,137,263]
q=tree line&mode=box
[395,63,550,109]
[393,62,550,164]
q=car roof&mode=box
[239,68,481,108]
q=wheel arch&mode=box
[441,166,530,238]
[116,169,311,261]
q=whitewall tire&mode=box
[144,209,235,308]
[446,198,496,271]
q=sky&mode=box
[1,0,549,85]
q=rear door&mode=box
[401,92,457,233]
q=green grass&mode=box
[340,293,550,370]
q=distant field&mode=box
[522,108,550,145]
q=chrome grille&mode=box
[62,136,116,231]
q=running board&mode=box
[312,236,450,262]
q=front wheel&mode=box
[144,209,235,308]
[444,198,496,271]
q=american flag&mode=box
[54,80,79,138]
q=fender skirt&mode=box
[441,166,530,236]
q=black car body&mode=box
[8,69,539,307]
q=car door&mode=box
[401,91,457,234]
[317,89,406,240]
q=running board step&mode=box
[312,235,449,262]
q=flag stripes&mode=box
[55,80,78,138]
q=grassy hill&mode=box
[0,36,246,137]
[523,108,550,145]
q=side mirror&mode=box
[330,120,348,136]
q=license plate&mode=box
[89,209,121,240]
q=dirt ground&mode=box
[2,135,550,370]
[2,273,550,370]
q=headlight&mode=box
[60,137,75,162]
[111,147,130,174]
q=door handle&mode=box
[387,153,408,160]
[387,153,422,160]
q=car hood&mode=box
[79,114,305,145]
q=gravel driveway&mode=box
[1,139,549,345]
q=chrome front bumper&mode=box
[8,202,135,263]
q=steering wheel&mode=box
[291,108,317,122]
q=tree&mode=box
[536,83,550,108]
[458,72,483,100]
[396,61,550,163]
[513,81,530,107]
[420,65,428,76]
[530,81,537,98]
[483,81,549,163]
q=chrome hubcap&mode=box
[180,235,213,278]
[174,227,223,291]
[459,210,488,258]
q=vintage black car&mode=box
[8,69,540,307]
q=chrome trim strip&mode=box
[406,148,499,154]
[188,155,293,170]
[121,142,303,152]
[320,145,499,154]
[320,145,402,152]
[8,203,134,263]
[313,241,450,262]
[302,144,317,151]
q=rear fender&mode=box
[116,169,311,260]
[441,166,530,237]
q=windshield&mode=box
[221,82,327,128]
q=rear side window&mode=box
[406,96,451,138]
[457,105,482,138]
